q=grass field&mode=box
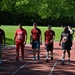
[1,25,75,45]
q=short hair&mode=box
[33,22,37,25]
[19,23,22,25]
[48,24,51,27]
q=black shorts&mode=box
[45,44,53,51]
[62,42,71,50]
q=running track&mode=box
[0,42,75,75]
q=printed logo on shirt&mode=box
[17,32,23,40]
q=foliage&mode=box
[0,0,75,26]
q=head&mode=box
[48,24,51,30]
[18,23,22,29]
[33,22,37,29]
[64,26,68,32]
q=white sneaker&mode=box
[0,59,2,64]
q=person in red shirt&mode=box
[0,25,5,64]
[30,22,42,60]
[14,23,27,61]
[44,25,55,62]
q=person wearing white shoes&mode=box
[59,26,73,65]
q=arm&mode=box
[30,34,32,45]
[44,32,46,45]
[40,30,42,45]
[40,34,42,45]
[14,32,17,45]
[3,32,6,46]
[59,35,62,46]
[24,34,27,45]
[68,26,73,34]
[50,31,55,43]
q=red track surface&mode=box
[0,42,75,75]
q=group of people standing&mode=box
[0,22,74,65]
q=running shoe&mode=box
[16,58,19,61]
[67,59,70,63]
[46,59,49,63]
[22,58,24,60]
[61,60,65,65]
[0,59,2,64]
[33,57,36,60]
[51,57,53,60]
[37,55,40,60]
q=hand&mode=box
[59,42,61,46]
[24,42,26,45]
[44,42,46,46]
[50,40,53,43]
[40,42,42,45]
[68,26,71,30]
[14,42,15,45]
[30,42,32,45]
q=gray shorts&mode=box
[0,44,2,51]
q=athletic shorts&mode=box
[62,42,71,50]
[32,40,40,49]
[45,44,53,51]
[0,44,2,51]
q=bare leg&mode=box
[46,51,49,59]
[62,50,66,61]
[51,50,53,60]
[67,50,70,61]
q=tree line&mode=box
[0,0,75,27]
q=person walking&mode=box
[14,23,27,61]
[44,25,55,62]
[30,22,42,60]
[59,26,73,65]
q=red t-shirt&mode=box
[44,30,55,44]
[31,28,41,41]
[15,28,27,43]
[0,29,5,43]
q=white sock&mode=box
[62,58,64,61]
[46,52,49,59]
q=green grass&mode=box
[1,25,74,45]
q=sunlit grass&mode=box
[1,25,75,45]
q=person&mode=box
[44,25,55,62]
[30,22,42,60]
[14,23,27,61]
[0,25,5,64]
[59,26,73,65]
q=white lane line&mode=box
[49,49,75,75]
[11,60,33,75]
[11,54,46,75]
[49,56,62,75]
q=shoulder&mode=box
[51,30,55,33]
[31,28,34,30]
[61,31,64,35]
[0,29,4,33]
[44,30,47,34]
[23,28,26,31]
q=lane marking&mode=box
[49,50,75,75]
[11,60,33,75]
[49,56,62,75]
